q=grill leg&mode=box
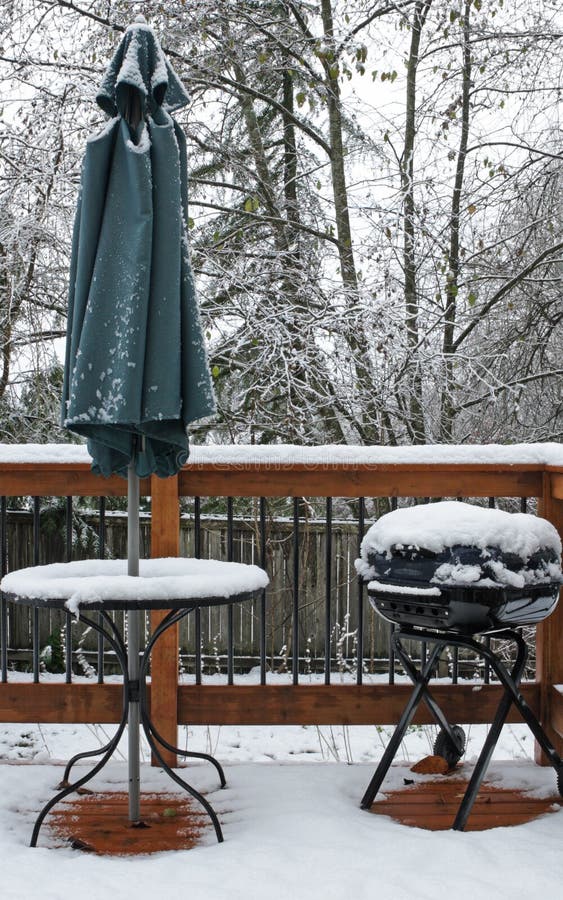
[483,634,562,772]
[361,640,445,809]
[368,625,563,831]
[394,639,464,754]
[452,632,528,831]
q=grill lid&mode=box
[356,501,562,592]
[356,501,562,633]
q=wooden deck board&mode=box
[368,778,561,831]
[47,792,210,854]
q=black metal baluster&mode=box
[32,497,40,682]
[388,625,396,685]
[483,497,496,684]
[0,497,6,576]
[357,497,365,685]
[420,495,427,671]
[259,497,267,686]
[65,498,73,560]
[1,497,7,682]
[452,646,459,684]
[292,497,300,685]
[97,496,106,684]
[389,497,397,683]
[520,495,529,677]
[324,497,332,686]
[194,496,202,684]
[0,593,6,684]
[65,497,73,683]
[227,496,234,685]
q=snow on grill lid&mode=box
[1,557,269,614]
[359,501,562,561]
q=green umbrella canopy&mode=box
[62,20,216,478]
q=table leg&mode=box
[30,612,128,847]
[138,606,225,842]
[127,608,142,824]
[31,605,228,847]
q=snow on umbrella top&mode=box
[96,18,190,119]
[62,18,215,478]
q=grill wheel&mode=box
[433,725,466,768]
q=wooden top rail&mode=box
[0,459,561,499]
[179,462,554,499]
[0,463,147,497]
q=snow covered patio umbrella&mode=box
[61,17,215,823]
[63,15,215,474]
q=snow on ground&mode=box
[0,721,562,900]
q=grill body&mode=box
[366,543,560,634]
[359,530,563,829]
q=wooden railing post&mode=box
[535,471,563,762]
[150,474,180,767]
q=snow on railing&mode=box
[0,441,562,466]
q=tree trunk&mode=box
[401,0,432,443]
[440,0,472,441]
[320,0,358,295]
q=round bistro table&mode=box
[2,558,269,847]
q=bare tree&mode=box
[0,0,561,446]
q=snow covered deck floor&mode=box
[2,748,563,900]
[45,776,561,854]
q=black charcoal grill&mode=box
[357,503,563,829]
[367,542,560,634]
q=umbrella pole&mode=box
[127,457,141,824]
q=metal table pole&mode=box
[127,459,141,824]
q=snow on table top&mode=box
[1,558,269,614]
[0,441,562,466]
[359,501,562,558]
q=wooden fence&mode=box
[1,510,396,673]
[1,452,562,768]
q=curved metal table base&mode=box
[360,626,563,831]
[31,605,226,847]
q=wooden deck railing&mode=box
[1,450,562,765]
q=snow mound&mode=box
[357,501,562,589]
[359,501,561,558]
